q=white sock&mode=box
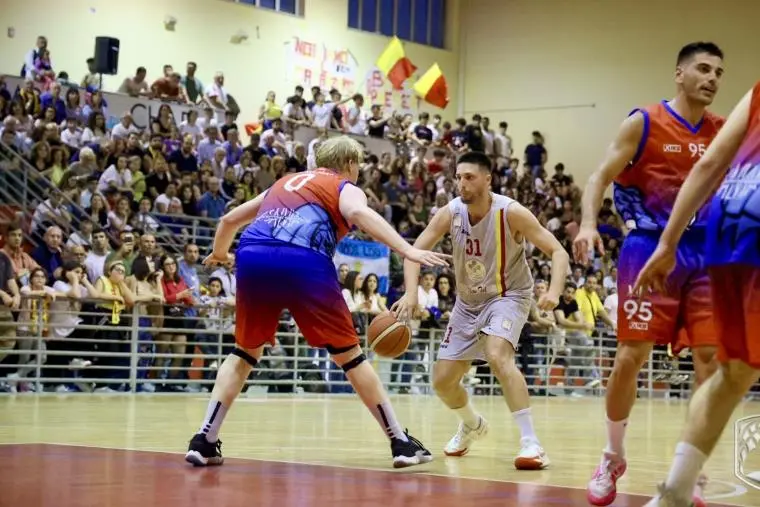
[199,400,228,443]
[455,401,481,428]
[605,417,628,457]
[512,408,537,441]
[664,442,707,501]
[369,402,408,441]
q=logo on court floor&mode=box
[734,415,760,490]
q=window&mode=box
[347,0,445,48]
[361,0,378,31]
[232,0,303,16]
[379,0,394,36]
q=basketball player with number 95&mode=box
[574,42,725,506]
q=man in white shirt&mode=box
[494,121,513,162]
[210,254,236,297]
[346,94,369,136]
[309,91,335,129]
[603,290,618,328]
[204,72,229,111]
[60,121,83,150]
[84,229,111,283]
[111,113,140,139]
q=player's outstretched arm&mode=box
[634,88,751,295]
[404,205,452,298]
[507,203,569,310]
[574,112,644,264]
[209,190,269,260]
[338,184,450,267]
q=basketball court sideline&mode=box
[0,394,758,506]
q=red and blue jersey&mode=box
[614,101,724,234]
[239,169,352,258]
[707,81,760,268]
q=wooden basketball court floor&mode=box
[1,394,759,506]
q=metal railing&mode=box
[0,295,729,399]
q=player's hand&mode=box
[573,224,604,265]
[203,252,233,267]
[537,291,560,312]
[391,293,418,321]
[633,242,677,295]
[404,247,451,267]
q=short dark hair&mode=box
[457,151,491,171]
[677,42,723,65]
[499,121,508,129]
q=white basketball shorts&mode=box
[437,296,531,361]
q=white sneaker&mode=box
[514,437,550,470]
[642,483,694,507]
[6,373,20,394]
[443,416,488,457]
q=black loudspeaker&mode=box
[93,36,120,75]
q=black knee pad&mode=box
[231,348,258,368]
[341,353,366,373]
[326,344,358,354]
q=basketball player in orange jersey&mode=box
[185,136,450,469]
[635,79,760,507]
[573,42,725,507]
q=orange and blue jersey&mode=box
[707,81,760,269]
[239,169,352,258]
[614,101,723,350]
[234,169,360,354]
[614,101,724,233]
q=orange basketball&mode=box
[367,311,411,358]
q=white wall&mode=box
[460,0,760,184]
[0,0,460,126]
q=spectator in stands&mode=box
[360,273,388,316]
[107,196,133,234]
[159,254,194,391]
[198,177,226,220]
[45,260,99,392]
[168,134,199,176]
[205,72,229,111]
[132,197,161,232]
[0,242,21,381]
[1,223,39,286]
[197,276,236,380]
[118,67,150,97]
[82,111,107,145]
[31,226,64,280]
[66,217,93,248]
[84,228,110,282]
[81,57,100,90]
[111,112,139,139]
[575,275,616,332]
[197,125,222,164]
[8,267,59,391]
[91,260,137,392]
[223,129,243,166]
[181,62,204,105]
[126,256,165,392]
[105,230,137,276]
[210,253,236,297]
[151,72,183,102]
[525,130,547,178]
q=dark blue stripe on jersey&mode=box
[628,108,650,166]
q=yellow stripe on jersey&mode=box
[494,208,505,296]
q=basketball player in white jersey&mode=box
[392,151,569,468]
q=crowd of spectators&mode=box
[0,35,628,395]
